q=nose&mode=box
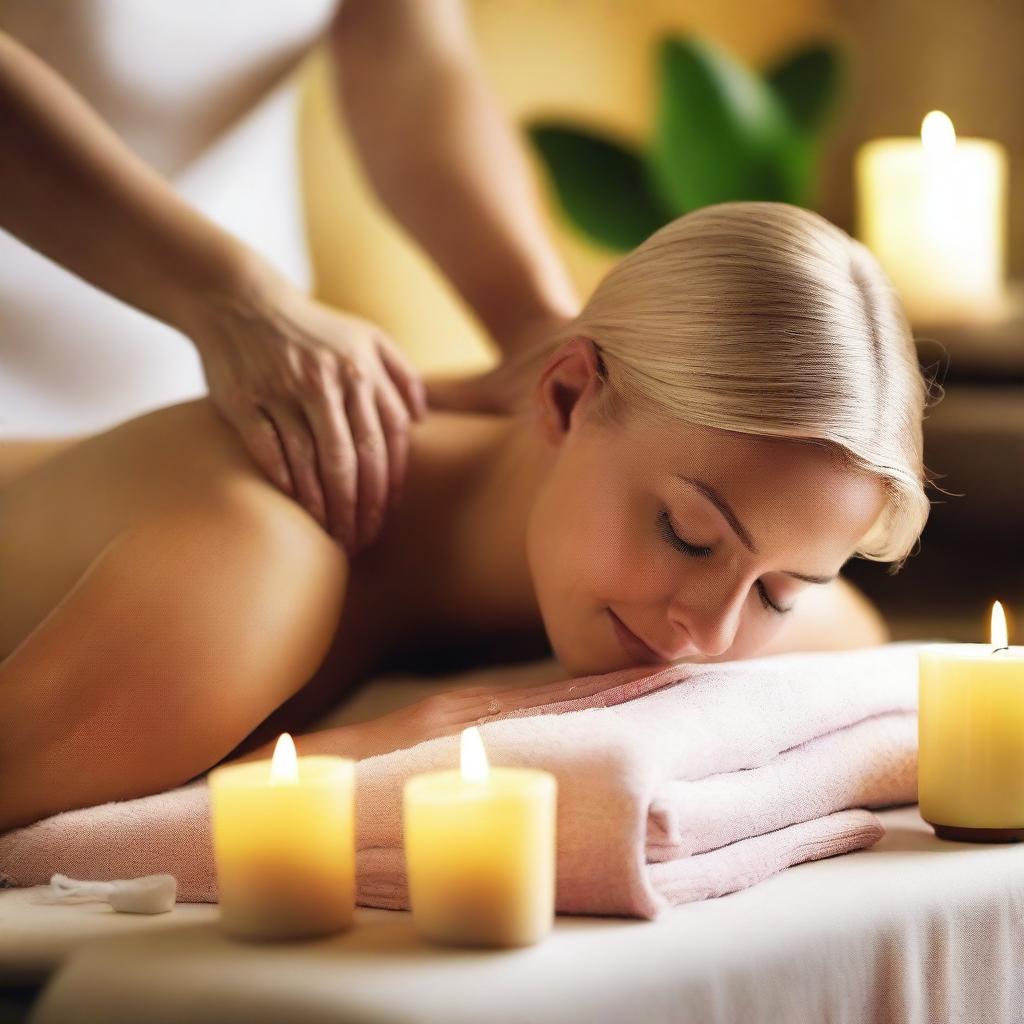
[668,583,745,659]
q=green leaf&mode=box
[529,124,671,251]
[765,43,845,135]
[777,133,821,208]
[647,36,798,213]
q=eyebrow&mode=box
[676,476,838,584]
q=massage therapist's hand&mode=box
[188,268,428,555]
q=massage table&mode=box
[2,666,1023,1024]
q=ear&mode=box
[532,336,607,444]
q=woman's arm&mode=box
[330,0,580,357]
[220,668,617,767]
[216,721,374,767]
[0,480,348,834]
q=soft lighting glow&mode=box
[270,732,299,782]
[921,110,956,155]
[460,726,490,783]
[990,600,1009,650]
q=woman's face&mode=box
[525,339,888,677]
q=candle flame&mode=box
[460,726,490,783]
[270,732,299,782]
[921,111,956,155]
[990,600,1008,649]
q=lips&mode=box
[607,609,672,665]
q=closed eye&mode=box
[657,507,793,615]
[657,506,711,559]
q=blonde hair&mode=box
[514,201,945,573]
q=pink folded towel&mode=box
[0,642,921,919]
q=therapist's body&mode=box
[0,0,578,556]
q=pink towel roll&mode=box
[0,642,921,918]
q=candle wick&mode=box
[992,645,1010,654]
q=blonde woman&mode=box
[0,202,939,833]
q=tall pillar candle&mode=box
[856,111,1007,325]
[918,601,1024,841]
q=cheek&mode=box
[527,459,639,604]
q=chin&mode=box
[548,639,611,679]
[543,607,656,679]
[547,636,637,679]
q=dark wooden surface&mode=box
[844,310,1023,643]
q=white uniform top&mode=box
[0,0,337,437]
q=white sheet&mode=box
[3,660,1023,1023]
[2,802,1021,1024]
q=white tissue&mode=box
[33,872,177,914]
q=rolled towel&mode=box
[0,642,922,919]
[645,710,917,861]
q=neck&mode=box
[361,407,552,657]
[448,408,550,631]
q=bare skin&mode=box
[0,337,890,830]
[0,5,579,552]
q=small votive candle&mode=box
[918,601,1024,842]
[209,733,356,940]
[403,726,557,948]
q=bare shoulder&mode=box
[0,437,84,489]
[1,398,263,509]
[0,396,342,662]
[754,575,891,657]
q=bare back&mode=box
[0,398,550,768]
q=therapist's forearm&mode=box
[330,0,579,353]
[0,31,270,340]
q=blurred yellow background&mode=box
[296,0,830,375]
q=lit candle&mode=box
[918,601,1024,842]
[855,111,1008,325]
[208,733,356,940]
[403,726,557,947]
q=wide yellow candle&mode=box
[208,733,356,940]
[856,111,1007,325]
[403,726,557,948]
[918,601,1024,842]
